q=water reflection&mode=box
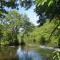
[0,46,42,60]
[17,46,42,60]
[0,47,18,60]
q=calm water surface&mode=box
[0,46,50,60]
[17,46,42,60]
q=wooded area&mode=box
[0,0,60,60]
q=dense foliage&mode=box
[0,0,60,60]
[21,20,60,47]
[0,0,19,14]
[0,10,34,46]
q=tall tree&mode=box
[0,10,24,45]
[0,10,34,45]
[22,15,34,33]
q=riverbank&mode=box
[0,42,60,52]
[27,44,60,52]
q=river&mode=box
[0,45,52,60]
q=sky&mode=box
[4,0,39,26]
[18,5,39,26]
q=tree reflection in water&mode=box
[17,46,42,60]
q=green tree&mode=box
[0,10,34,45]
[18,15,35,44]
[0,0,19,16]
[35,0,60,20]
[0,10,25,45]
[20,0,60,24]
[22,15,35,33]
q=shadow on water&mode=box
[17,45,42,60]
[0,46,18,60]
